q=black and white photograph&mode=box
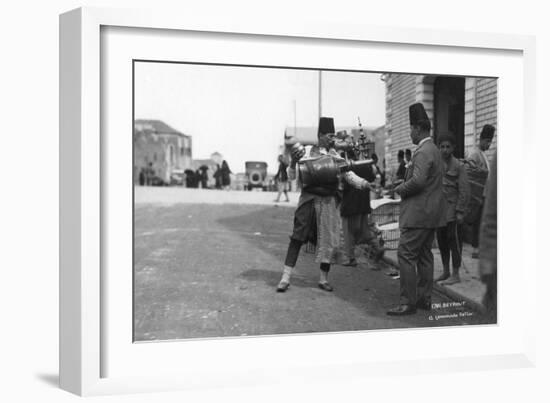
[132,61,498,342]
[6,0,550,400]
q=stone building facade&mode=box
[384,74,497,180]
[134,119,192,184]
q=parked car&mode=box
[244,161,268,191]
[169,169,185,186]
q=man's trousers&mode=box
[398,227,436,305]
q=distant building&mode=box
[134,119,192,184]
[384,74,497,178]
[210,152,223,166]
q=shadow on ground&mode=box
[133,202,493,341]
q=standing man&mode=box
[387,103,446,316]
[138,167,145,186]
[221,160,232,190]
[466,124,495,258]
[436,134,470,285]
[276,117,370,293]
[146,162,154,186]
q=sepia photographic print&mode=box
[133,60,497,342]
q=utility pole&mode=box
[293,99,297,136]
[318,70,322,119]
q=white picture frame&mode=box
[60,6,537,396]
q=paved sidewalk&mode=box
[382,243,486,313]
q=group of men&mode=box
[275,102,497,320]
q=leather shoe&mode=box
[386,304,417,316]
[318,282,334,292]
[276,281,290,292]
[416,298,432,310]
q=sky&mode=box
[134,62,386,174]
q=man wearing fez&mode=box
[276,117,371,293]
[387,103,446,316]
[466,124,495,259]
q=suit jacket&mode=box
[479,154,497,276]
[467,149,489,172]
[395,138,446,229]
[466,148,490,198]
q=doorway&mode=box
[433,77,465,158]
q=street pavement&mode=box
[385,244,487,312]
[134,186,493,342]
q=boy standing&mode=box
[436,134,470,285]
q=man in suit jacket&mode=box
[479,154,497,322]
[387,103,447,316]
[466,124,495,258]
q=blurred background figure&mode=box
[404,149,412,170]
[273,154,290,203]
[479,154,497,321]
[184,169,196,188]
[198,166,209,189]
[213,164,222,189]
[371,153,385,187]
[138,167,146,186]
[221,160,232,190]
[370,153,385,199]
[396,149,406,181]
[145,162,155,186]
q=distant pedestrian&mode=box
[436,134,470,285]
[213,164,222,189]
[387,103,446,316]
[273,154,290,202]
[146,162,154,186]
[221,160,232,189]
[198,167,208,189]
[138,168,145,186]
[184,170,195,188]
[466,124,495,258]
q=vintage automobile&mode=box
[169,168,185,186]
[244,161,268,191]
